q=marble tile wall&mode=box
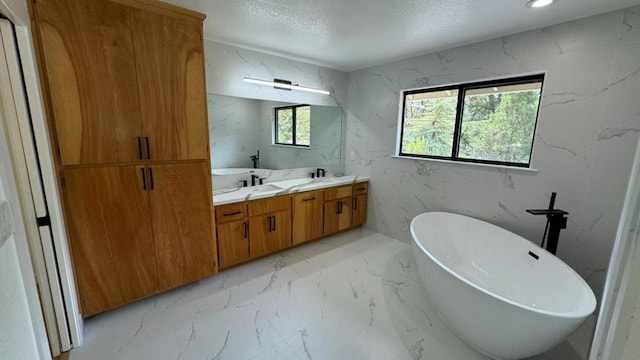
[208,95,262,169]
[205,41,349,188]
[204,41,348,109]
[258,102,342,170]
[344,6,640,301]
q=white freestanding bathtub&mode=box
[410,212,596,360]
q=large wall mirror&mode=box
[208,94,342,174]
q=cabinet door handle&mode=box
[272,216,276,231]
[224,211,241,217]
[137,137,143,160]
[141,168,147,190]
[145,137,151,159]
[337,200,342,214]
[148,167,154,190]
[302,197,316,202]
[244,221,248,238]
[354,198,357,210]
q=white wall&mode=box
[258,102,342,169]
[345,6,640,306]
[205,40,349,186]
[208,94,262,169]
[204,40,348,108]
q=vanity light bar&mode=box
[243,77,331,95]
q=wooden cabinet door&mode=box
[250,210,291,258]
[324,198,352,236]
[292,191,323,245]
[35,0,143,165]
[352,194,368,227]
[131,9,209,161]
[216,220,250,268]
[147,162,217,291]
[64,166,157,316]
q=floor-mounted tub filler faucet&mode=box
[250,150,260,169]
[526,192,568,255]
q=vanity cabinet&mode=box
[32,0,216,316]
[215,181,368,270]
[215,204,250,268]
[216,197,292,268]
[352,183,369,227]
[292,190,324,245]
[323,185,353,236]
[248,196,292,257]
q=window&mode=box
[398,74,544,167]
[275,104,310,147]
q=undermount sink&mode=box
[269,178,313,189]
[247,184,282,193]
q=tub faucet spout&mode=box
[526,192,568,255]
[250,150,260,169]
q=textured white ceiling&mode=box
[165,0,640,71]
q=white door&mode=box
[0,39,50,360]
[0,18,82,355]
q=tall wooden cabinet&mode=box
[32,0,217,316]
[64,166,157,315]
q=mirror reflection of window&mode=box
[208,94,342,171]
[275,104,310,147]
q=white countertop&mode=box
[213,175,369,206]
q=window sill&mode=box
[392,155,538,173]
[271,144,313,150]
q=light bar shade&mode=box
[243,77,330,95]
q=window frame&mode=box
[398,74,545,168]
[274,104,311,147]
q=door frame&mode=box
[0,0,83,352]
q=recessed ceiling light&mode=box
[526,0,556,8]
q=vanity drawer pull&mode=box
[356,187,366,191]
[302,197,316,202]
[224,211,242,217]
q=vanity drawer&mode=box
[353,182,368,195]
[324,185,353,201]
[215,203,246,223]
[248,196,292,216]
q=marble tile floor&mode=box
[69,229,590,360]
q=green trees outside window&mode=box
[399,75,544,167]
[275,105,310,146]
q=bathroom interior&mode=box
[0,0,639,359]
